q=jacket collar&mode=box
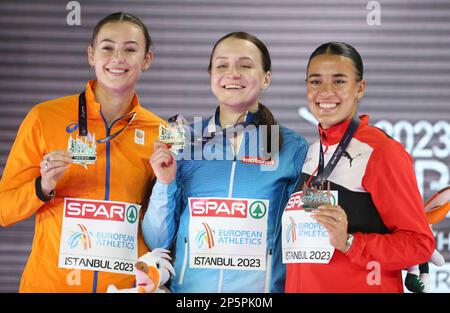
[84,80,141,120]
[318,114,369,145]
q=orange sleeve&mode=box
[0,107,47,226]
[346,141,435,270]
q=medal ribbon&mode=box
[78,92,136,143]
[312,115,360,186]
[78,92,88,137]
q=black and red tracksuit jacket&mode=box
[285,115,435,293]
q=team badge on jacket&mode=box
[135,129,145,145]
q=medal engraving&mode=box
[302,182,331,212]
[159,115,192,153]
[67,135,97,169]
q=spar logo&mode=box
[195,222,215,249]
[68,224,93,250]
[126,205,138,224]
[190,198,267,219]
[190,198,248,218]
[285,191,304,211]
[65,198,138,224]
[285,216,297,243]
[249,201,267,219]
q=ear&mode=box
[261,71,271,91]
[356,79,366,101]
[142,50,154,71]
[87,45,94,68]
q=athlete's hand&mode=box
[150,141,176,185]
[311,204,349,253]
[40,150,73,196]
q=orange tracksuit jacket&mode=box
[0,80,164,292]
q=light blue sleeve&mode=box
[142,177,182,250]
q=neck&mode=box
[94,83,135,125]
[219,102,258,128]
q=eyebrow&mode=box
[307,73,349,79]
[214,56,254,61]
[99,39,139,45]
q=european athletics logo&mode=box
[286,216,297,243]
[195,222,215,249]
[68,224,93,250]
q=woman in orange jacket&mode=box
[0,12,164,292]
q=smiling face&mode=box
[87,21,152,94]
[306,54,365,129]
[210,37,270,113]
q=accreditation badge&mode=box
[281,187,338,264]
[67,134,97,169]
[58,198,141,275]
[188,197,269,271]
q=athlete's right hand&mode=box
[40,150,73,196]
[150,141,176,185]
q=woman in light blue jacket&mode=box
[142,32,308,293]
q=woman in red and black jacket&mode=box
[284,42,434,293]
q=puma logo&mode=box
[343,151,361,167]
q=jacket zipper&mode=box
[92,112,122,293]
[178,237,188,285]
[218,134,239,293]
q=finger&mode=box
[151,147,173,160]
[41,159,72,171]
[43,163,71,175]
[153,141,170,151]
[44,165,70,177]
[151,149,173,161]
[312,214,338,227]
[312,209,341,222]
[151,154,174,168]
[48,160,73,169]
[44,150,72,161]
[315,206,346,221]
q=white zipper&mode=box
[264,249,272,293]
[178,237,188,285]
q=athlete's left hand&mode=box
[311,205,349,253]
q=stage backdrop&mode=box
[0,0,449,292]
